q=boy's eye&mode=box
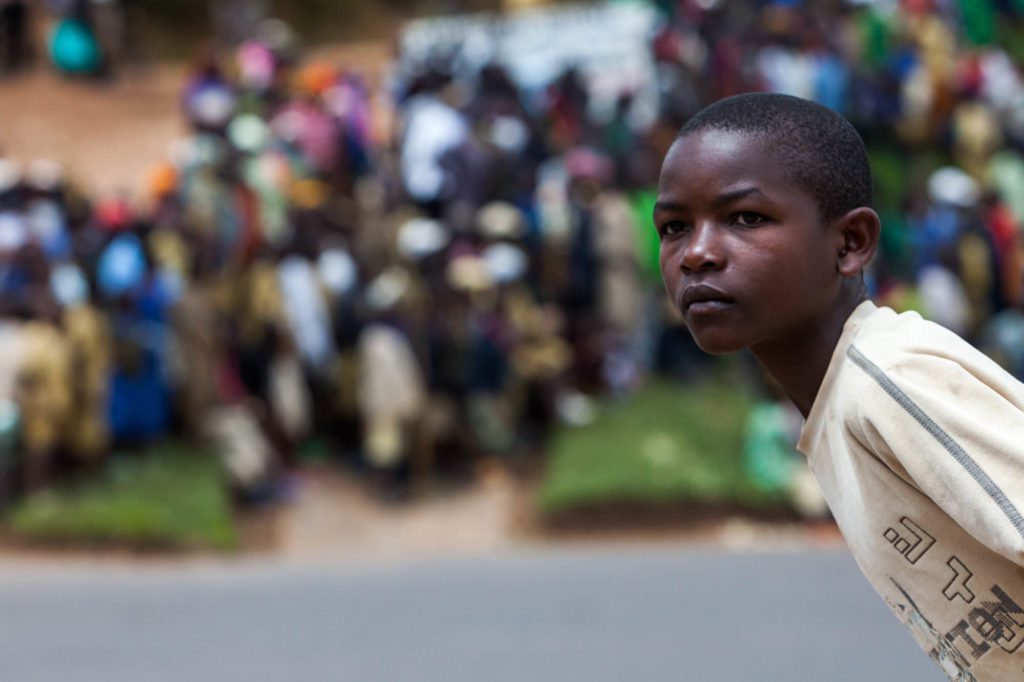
[659,221,689,237]
[734,212,766,226]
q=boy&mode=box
[654,92,1024,681]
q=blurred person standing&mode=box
[61,298,112,466]
[210,0,267,47]
[89,0,147,76]
[0,0,29,74]
[358,269,426,498]
[398,71,468,217]
[593,186,644,393]
[15,317,72,491]
[48,0,103,77]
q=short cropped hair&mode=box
[677,93,872,221]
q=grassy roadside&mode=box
[538,378,787,518]
[4,443,239,551]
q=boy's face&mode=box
[654,129,842,355]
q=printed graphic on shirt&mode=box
[943,557,975,603]
[943,578,1024,658]
[884,516,936,565]
[881,517,1024,678]
[888,578,975,681]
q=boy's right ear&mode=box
[836,207,881,277]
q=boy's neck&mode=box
[751,282,867,418]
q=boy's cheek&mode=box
[659,289,684,320]
[657,253,675,290]
[659,287,685,321]
[658,261,680,302]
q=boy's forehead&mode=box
[667,128,769,170]
[659,128,788,194]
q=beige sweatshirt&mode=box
[798,301,1024,681]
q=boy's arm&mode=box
[849,344,1024,568]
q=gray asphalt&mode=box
[0,545,941,681]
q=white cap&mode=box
[928,166,980,208]
[446,254,494,291]
[189,84,236,129]
[228,114,270,154]
[475,201,525,240]
[482,242,528,283]
[51,262,90,307]
[365,266,410,310]
[0,211,27,251]
[318,248,358,295]
[26,159,65,192]
[0,158,22,193]
[397,217,450,260]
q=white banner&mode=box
[399,2,659,121]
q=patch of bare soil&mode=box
[240,462,524,561]
[0,39,392,201]
[0,65,185,198]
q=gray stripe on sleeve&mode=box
[848,345,1024,541]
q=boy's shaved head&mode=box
[677,93,872,221]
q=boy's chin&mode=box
[689,332,747,355]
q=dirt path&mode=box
[0,40,391,200]
[256,465,526,561]
[0,65,184,198]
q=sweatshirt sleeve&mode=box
[847,342,1024,569]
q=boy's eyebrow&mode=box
[712,187,772,207]
[653,200,684,214]
[653,187,774,215]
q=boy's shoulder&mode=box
[807,301,1024,428]
[802,299,1024,466]
[845,302,995,378]
[828,301,1024,423]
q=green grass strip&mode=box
[5,443,239,551]
[538,379,785,515]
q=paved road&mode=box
[0,545,940,681]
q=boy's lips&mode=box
[680,283,735,314]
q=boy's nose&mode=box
[680,223,724,273]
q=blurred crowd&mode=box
[0,12,667,504]
[4,0,1024,510]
